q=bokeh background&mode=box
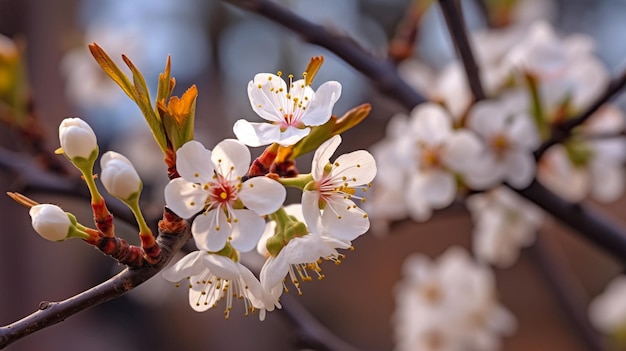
[1,0,626,350]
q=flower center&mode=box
[491,134,510,156]
[264,72,312,128]
[205,175,239,210]
[420,145,442,169]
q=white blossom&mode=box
[504,21,609,114]
[162,251,272,320]
[164,139,286,252]
[589,275,626,335]
[467,187,543,268]
[58,117,98,160]
[29,204,72,242]
[302,135,376,241]
[100,151,142,201]
[398,103,482,221]
[393,247,516,351]
[465,97,540,190]
[259,204,351,301]
[233,73,342,147]
[538,105,626,202]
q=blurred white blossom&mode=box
[589,275,626,336]
[465,97,540,190]
[538,105,626,202]
[467,187,543,268]
[393,247,516,351]
[397,103,482,221]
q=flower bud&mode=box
[29,204,72,241]
[58,117,98,160]
[100,151,142,201]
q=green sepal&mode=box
[525,73,550,141]
[278,174,313,189]
[213,242,239,262]
[69,147,99,174]
[564,139,594,168]
[65,213,90,240]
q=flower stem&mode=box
[278,174,313,189]
[127,198,161,264]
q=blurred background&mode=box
[1,0,626,350]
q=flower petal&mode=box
[442,130,483,173]
[332,150,377,185]
[591,163,624,203]
[321,198,370,242]
[230,209,265,252]
[161,251,206,282]
[467,100,507,139]
[300,81,342,126]
[239,176,286,215]
[176,140,214,183]
[211,139,250,179]
[233,119,282,147]
[247,73,288,123]
[504,151,535,189]
[312,135,342,181]
[276,126,310,147]
[202,253,242,280]
[192,209,231,252]
[260,255,288,292]
[410,170,456,208]
[301,190,323,234]
[164,178,206,219]
[409,103,452,146]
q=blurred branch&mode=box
[279,293,367,351]
[439,0,486,101]
[0,209,191,349]
[0,147,139,226]
[534,68,626,159]
[515,180,626,266]
[528,232,607,351]
[388,0,431,63]
[223,0,426,109]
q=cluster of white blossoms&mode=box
[161,72,376,319]
[369,18,626,259]
[370,2,626,348]
[393,248,516,351]
[27,65,376,320]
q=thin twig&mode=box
[439,0,486,101]
[388,0,428,64]
[534,68,626,158]
[223,0,426,109]
[528,233,607,351]
[0,209,190,349]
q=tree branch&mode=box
[0,208,190,349]
[534,67,626,159]
[223,0,426,109]
[439,0,486,101]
